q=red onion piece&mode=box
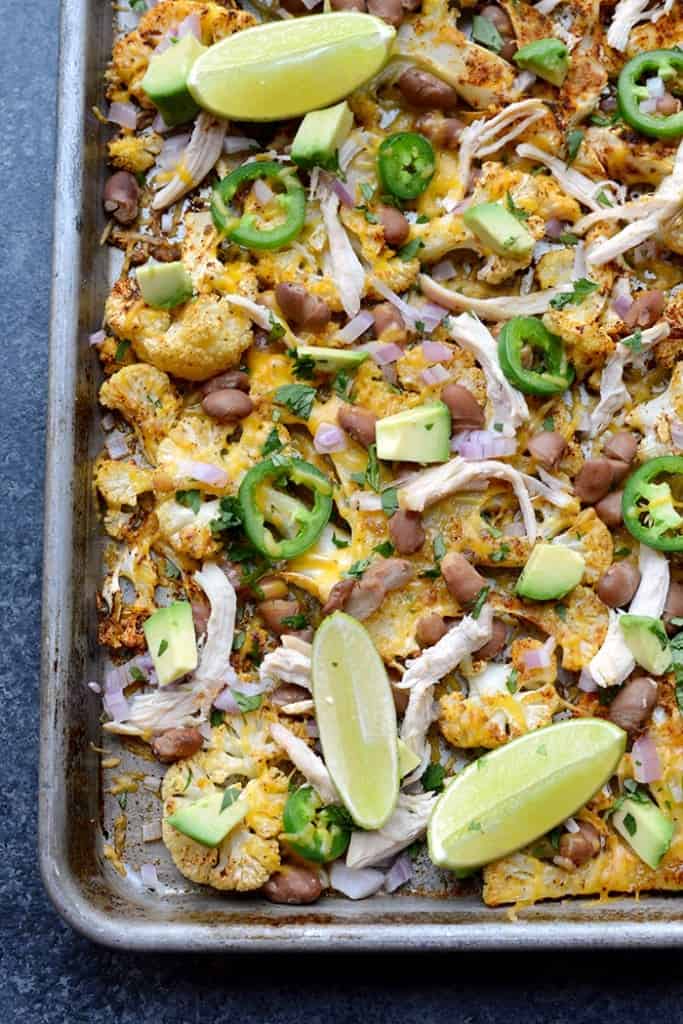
[578,667,598,692]
[350,490,383,511]
[451,430,517,459]
[384,852,413,893]
[156,133,191,170]
[328,176,354,208]
[371,278,420,328]
[381,363,398,386]
[89,329,106,347]
[103,688,130,721]
[329,862,385,899]
[374,343,404,365]
[178,459,229,488]
[214,687,240,713]
[140,863,160,889]
[613,294,633,319]
[301,0,322,10]
[545,217,564,240]
[421,364,450,386]
[177,12,201,38]
[105,430,129,460]
[646,75,664,98]
[108,101,138,130]
[152,111,169,133]
[101,412,115,431]
[223,136,259,154]
[421,340,451,363]
[671,419,683,450]
[431,259,456,281]
[314,422,347,454]
[337,310,374,344]
[632,733,662,783]
[418,303,449,332]
[522,647,550,669]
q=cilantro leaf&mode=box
[365,444,381,492]
[433,534,446,562]
[506,668,519,694]
[550,278,599,310]
[268,312,285,342]
[274,384,316,419]
[158,639,168,657]
[622,329,642,353]
[115,339,131,362]
[210,495,243,534]
[232,691,263,713]
[505,191,529,222]
[566,129,583,166]
[210,708,225,727]
[470,586,490,619]
[165,559,180,579]
[220,786,241,811]
[289,349,316,380]
[559,231,579,245]
[333,369,354,402]
[490,544,510,563]
[281,613,308,629]
[397,238,425,262]
[346,558,372,579]
[176,489,201,515]
[332,533,350,548]
[261,427,283,456]
[422,762,446,793]
[373,540,395,557]
[381,487,399,517]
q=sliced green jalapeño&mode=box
[623,456,683,551]
[377,132,436,200]
[618,50,683,140]
[211,159,306,250]
[498,316,574,396]
[282,784,351,863]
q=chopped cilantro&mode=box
[470,585,490,619]
[622,329,643,353]
[472,13,503,52]
[268,312,285,342]
[589,111,621,127]
[433,534,446,562]
[381,487,399,517]
[467,819,483,832]
[397,238,425,262]
[422,762,446,793]
[365,444,381,492]
[289,348,316,380]
[210,495,243,534]
[566,129,584,166]
[559,231,579,246]
[346,557,372,579]
[210,708,225,727]
[176,489,201,515]
[220,786,241,811]
[129,0,147,10]
[158,639,168,657]
[614,546,631,558]
[332,533,350,549]
[506,668,519,694]
[261,427,283,456]
[506,191,529,222]
[333,369,354,402]
[490,544,510,563]
[416,213,429,224]
[233,690,263,713]
[623,812,637,836]
[281,613,308,629]
[374,540,395,558]
[274,383,316,419]
[165,559,180,579]
[481,513,502,538]
[117,792,128,810]
[543,416,555,432]
[129,666,146,683]
[596,188,613,208]
[360,182,375,202]
[115,339,130,362]
[232,630,245,651]
[550,278,599,310]
[555,603,568,621]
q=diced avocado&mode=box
[136,260,193,310]
[619,615,672,675]
[463,201,535,261]
[515,543,585,601]
[291,101,354,172]
[397,738,421,779]
[376,401,451,464]
[612,795,674,869]
[166,788,248,847]
[513,38,570,87]
[143,601,198,687]
[296,345,368,372]
[141,33,207,127]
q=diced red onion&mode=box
[522,646,550,669]
[314,422,347,454]
[214,687,240,713]
[87,681,102,694]
[646,75,664,98]
[422,340,451,363]
[632,733,661,783]
[103,688,130,721]
[329,862,385,899]
[640,98,659,115]
[306,720,319,738]
[142,821,163,843]
[384,852,413,893]
[140,863,160,889]
[108,101,138,130]
[105,430,129,460]
[101,412,115,431]
[350,490,383,511]
[421,364,450,386]
[418,302,449,333]
[89,329,106,347]
[545,217,564,240]
[578,667,598,693]
[613,294,633,319]
[252,178,274,205]
[237,679,269,697]
[198,721,213,740]
[564,816,580,833]
[328,176,354,208]
[670,419,683,450]
[177,12,201,38]
[223,137,259,156]
[301,0,322,11]
[371,278,420,328]
[451,430,517,459]
[178,459,229,488]
[152,111,169,133]
[374,343,404,365]
[337,310,374,344]
[431,259,456,281]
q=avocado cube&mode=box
[463,201,535,261]
[136,260,194,310]
[291,101,354,172]
[515,543,584,601]
[376,401,451,464]
[143,601,198,687]
[513,38,570,88]
[612,796,674,870]
[167,789,248,847]
[619,615,672,676]
[397,738,422,779]
[296,345,368,372]
[141,33,207,127]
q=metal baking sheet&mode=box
[39,0,683,950]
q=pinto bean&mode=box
[367,0,404,25]
[373,302,407,343]
[441,551,486,605]
[607,458,631,486]
[477,618,507,660]
[527,431,567,469]
[320,577,355,617]
[603,431,638,464]
[440,384,485,430]
[664,580,683,633]
[256,576,289,601]
[480,4,513,36]
[623,290,665,330]
[657,93,682,115]
[191,594,211,638]
[258,598,300,635]
[330,0,366,9]
[378,205,410,248]
[596,561,641,608]
[201,388,254,422]
[151,727,203,763]
[337,404,377,448]
[415,613,448,648]
[201,370,250,395]
[149,240,182,262]
[103,171,139,224]
[558,821,601,868]
[345,558,414,620]
[388,509,426,555]
[279,0,311,12]
[608,676,658,735]
[595,489,623,528]
[271,683,311,706]
[415,114,464,148]
[262,864,322,904]
[397,68,459,112]
[574,458,615,504]
[275,283,331,332]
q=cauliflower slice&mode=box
[154,412,237,492]
[95,458,154,508]
[628,360,683,459]
[156,497,221,560]
[439,675,561,749]
[99,363,180,461]
[202,710,287,783]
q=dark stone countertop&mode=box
[2,2,683,1019]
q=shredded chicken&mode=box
[533,0,564,12]
[152,113,227,211]
[345,792,437,869]
[607,0,674,51]
[589,321,670,436]
[320,190,365,317]
[516,143,623,212]
[269,722,338,804]
[457,100,547,200]
[448,312,529,432]
[259,637,312,692]
[400,457,538,543]
[587,140,683,267]
[588,545,669,688]
[420,274,564,321]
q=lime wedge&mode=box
[187,13,396,122]
[428,719,626,871]
[312,612,399,829]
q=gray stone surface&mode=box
[2,0,683,1018]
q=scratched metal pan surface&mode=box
[38,0,683,952]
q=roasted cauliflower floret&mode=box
[156,496,222,559]
[95,457,154,508]
[202,710,293,783]
[99,363,180,460]
[108,132,162,174]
